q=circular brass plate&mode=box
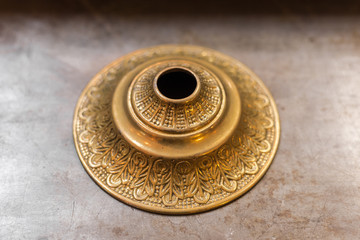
[73,45,280,214]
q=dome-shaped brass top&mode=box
[112,59,241,159]
[73,45,280,214]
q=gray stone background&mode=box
[1,0,360,239]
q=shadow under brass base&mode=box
[73,45,280,214]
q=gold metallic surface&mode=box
[112,59,240,159]
[73,45,280,214]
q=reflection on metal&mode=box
[73,45,280,214]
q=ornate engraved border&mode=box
[131,61,222,132]
[73,45,280,214]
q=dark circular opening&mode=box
[156,68,197,100]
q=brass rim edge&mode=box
[73,44,280,215]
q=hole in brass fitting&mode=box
[156,68,197,100]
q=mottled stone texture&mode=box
[1,1,360,239]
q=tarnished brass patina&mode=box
[73,45,280,214]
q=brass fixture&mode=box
[73,45,280,214]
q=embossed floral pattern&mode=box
[74,46,279,213]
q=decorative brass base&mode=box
[73,45,280,214]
